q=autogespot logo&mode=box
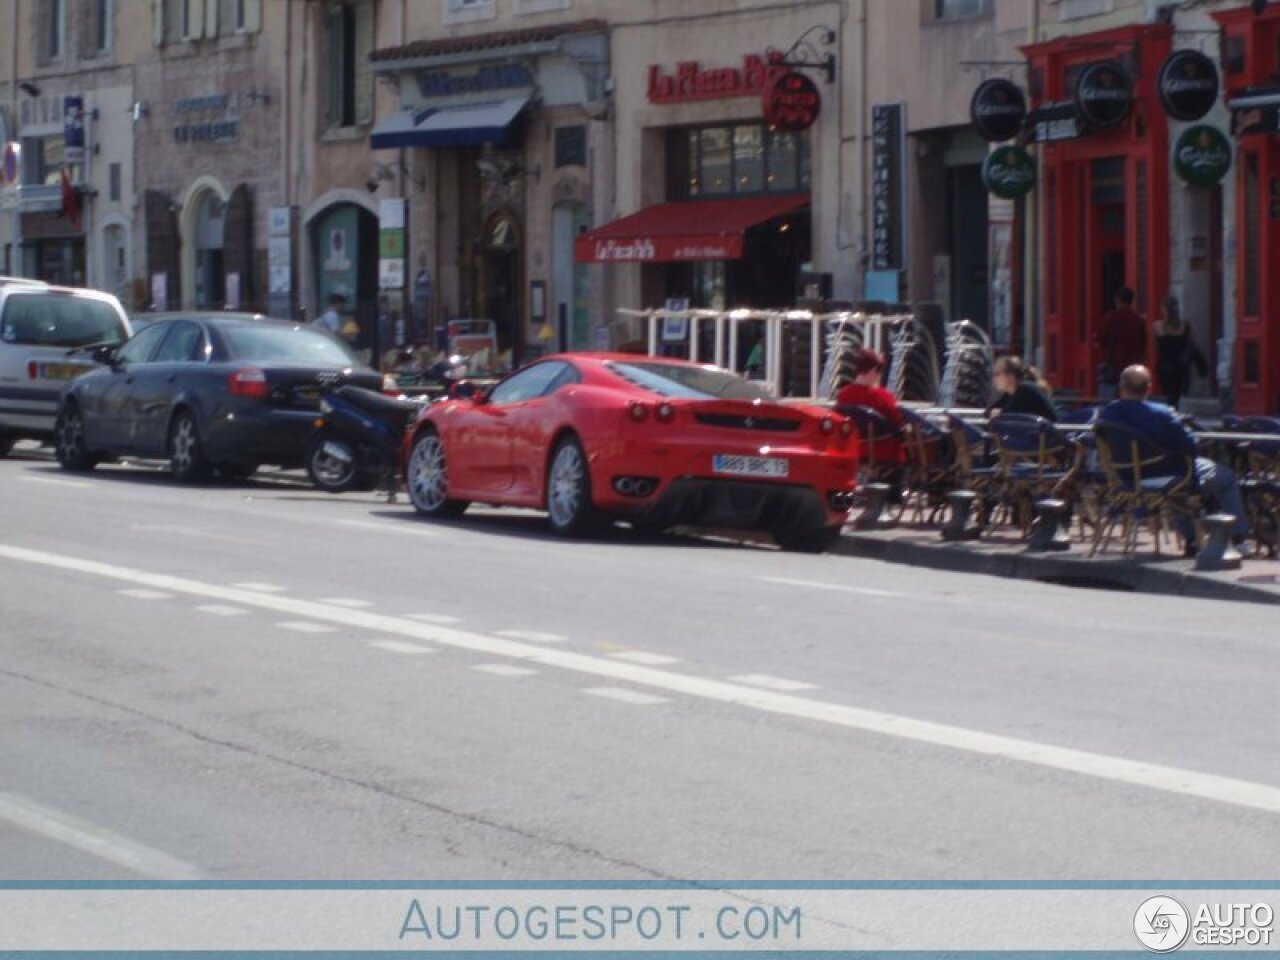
[1135,896,1191,953]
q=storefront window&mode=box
[670,124,810,201]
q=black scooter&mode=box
[305,386,424,500]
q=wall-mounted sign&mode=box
[1075,61,1133,130]
[1159,50,1220,123]
[871,103,905,272]
[416,64,534,100]
[982,146,1036,199]
[763,71,821,133]
[379,258,406,291]
[268,206,292,237]
[2,142,20,187]
[647,54,786,105]
[971,78,1027,143]
[62,96,85,165]
[1174,125,1232,186]
[173,94,238,145]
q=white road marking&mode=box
[612,651,682,666]
[196,604,249,617]
[371,640,436,656]
[7,543,1280,817]
[277,621,337,635]
[408,613,462,625]
[495,629,568,645]
[319,598,372,609]
[117,589,173,601]
[472,664,539,678]
[731,673,819,693]
[0,792,202,879]
[19,475,90,490]
[584,687,670,706]
[232,582,287,593]
[760,576,906,599]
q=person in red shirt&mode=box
[1096,287,1147,393]
[836,348,905,465]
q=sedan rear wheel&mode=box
[55,405,97,472]
[546,436,604,537]
[168,410,212,484]
[407,430,468,518]
[0,431,15,458]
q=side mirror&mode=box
[450,379,484,402]
[92,345,117,365]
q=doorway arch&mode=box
[179,176,230,309]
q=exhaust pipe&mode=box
[615,477,637,496]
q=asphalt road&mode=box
[1,443,1278,881]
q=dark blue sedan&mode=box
[54,313,387,482]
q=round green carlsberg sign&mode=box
[1174,125,1232,187]
[982,146,1036,200]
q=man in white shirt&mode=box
[316,293,345,337]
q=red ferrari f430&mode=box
[402,354,859,552]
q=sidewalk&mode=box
[833,522,1280,606]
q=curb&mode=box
[831,532,1280,607]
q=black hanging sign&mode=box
[1158,50,1220,123]
[1075,61,1133,130]
[971,78,1027,143]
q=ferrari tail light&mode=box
[655,402,676,423]
[839,418,855,437]
[820,416,835,435]
[628,401,649,422]
[229,368,270,399]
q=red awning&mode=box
[575,195,809,264]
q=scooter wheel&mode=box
[306,433,361,493]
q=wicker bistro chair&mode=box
[946,413,1001,525]
[836,404,907,492]
[1091,420,1203,556]
[898,408,955,525]
[987,414,1080,535]
[1230,421,1280,558]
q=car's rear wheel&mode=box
[407,430,468,518]
[168,410,212,484]
[774,524,843,554]
[55,405,97,472]
[305,432,360,493]
[0,432,15,458]
[546,436,604,537]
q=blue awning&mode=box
[369,96,530,150]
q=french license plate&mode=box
[713,454,790,479]
[41,363,88,381]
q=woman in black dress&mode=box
[1154,295,1206,410]
[988,355,1059,422]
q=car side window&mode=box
[114,323,170,366]
[152,322,207,364]
[544,363,581,396]
[487,362,569,405]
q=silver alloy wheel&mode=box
[57,408,83,464]
[548,442,585,529]
[311,441,357,489]
[408,433,448,513]
[171,416,197,475]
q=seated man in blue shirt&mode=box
[1099,365,1248,550]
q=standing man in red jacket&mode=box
[1096,287,1147,398]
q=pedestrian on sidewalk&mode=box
[315,293,346,339]
[1096,287,1147,398]
[1153,294,1208,411]
[988,355,1059,422]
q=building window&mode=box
[325,1,373,130]
[445,0,496,25]
[109,163,122,203]
[21,135,81,187]
[85,0,113,56]
[229,0,261,33]
[1058,0,1114,21]
[555,126,587,168]
[933,0,991,21]
[40,0,66,61]
[669,123,810,201]
[513,0,570,14]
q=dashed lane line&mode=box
[232,582,288,594]
[730,674,819,693]
[5,543,1280,818]
[583,687,670,706]
[612,651,682,667]
[472,664,539,678]
[495,629,568,645]
[371,640,437,656]
[277,622,338,635]
[758,576,907,599]
[196,604,249,617]
[408,613,463,625]
[319,598,373,609]
[117,589,174,601]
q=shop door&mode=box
[1088,158,1128,391]
[481,213,522,363]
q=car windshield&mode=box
[1,294,128,348]
[220,325,358,366]
[607,361,774,401]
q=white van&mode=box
[0,278,131,455]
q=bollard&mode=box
[1026,499,1072,553]
[1195,514,1244,572]
[941,490,982,542]
[854,483,892,531]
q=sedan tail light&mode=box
[229,368,269,399]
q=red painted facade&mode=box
[1023,25,1173,396]
[1214,6,1280,415]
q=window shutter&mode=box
[325,9,341,125]
[186,0,205,39]
[81,1,100,57]
[355,0,374,126]
[243,0,261,33]
[153,0,165,45]
[205,0,219,38]
[223,184,255,307]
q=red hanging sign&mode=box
[763,71,821,133]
